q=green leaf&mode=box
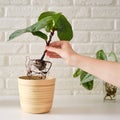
[108,51,118,62]
[26,16,53,32]
[81,73,94,84]
[45,20,54,32]
[38,11,56,21]
[73,69,94,90]
[73,68,81,78]
[38,11,58,33]
[96,49,107,60]
[39,12,73,40]
[8,16,52,40]
[80,70,94,90]
[52,13,61,25]
[32,31,47,40]
[8,29,27,40]
[8,11,73,41]
[54,14,73,41]
[82,80,94,90]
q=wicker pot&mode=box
[18,76,55,114]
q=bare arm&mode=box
[46,41,120,88]
[72,54,120,87]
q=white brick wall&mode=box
[74,0,114,6]
[91,7,120,18]
[73,43,113,54]
[73,19,113,30]
[0,0,30,5]
[0,32,5,42]
[0,7,4,17]
[0,79,4,89]
[0,43,27,54]
[0,19,27,29]
[31,0,50,6]
[72,31,90,43]
[49,6,90,19]
[6,6,45,18]
[91,32,120,42]
[0,0,120,95]
[114,44,120,54]
[117,0,120,5]
[116,20,120,30]
[0,56,8,66]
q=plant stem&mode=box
[40,29,54,61]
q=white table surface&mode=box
[0,95,120,120]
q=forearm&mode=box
[46,41,120,87]
[70,54,120,88]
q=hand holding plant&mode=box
[9,11,73,78]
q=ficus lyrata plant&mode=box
[9,11,73,78]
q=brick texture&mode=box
[116,20,120,30]
[72,31,90,42]
[7,6,45,18]
[74,0,113,6]
[0,7,4,17]
[49,6,90,19]
[31,0,50,5]
[0,0,30,5]
[91,32,120,43]
[0,19,27,30]
[0,43,27,54]
[92,7,120,18]
[73,19,113,30]
[0,32,5,41]
[114,44,120,54]
[50,0,73,6]
[0,0,119,95]
[73,43,113,54]
[117,0,120,5]
[0,79,4,89]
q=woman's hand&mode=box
[46,41,120,88]
[46,41,78,66]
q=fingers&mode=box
[48,41,63,48]
[48,41,69,48]
[46,41,69,58]
[46,46,61,55]
[46,46,62,58]
[46,51,61,58]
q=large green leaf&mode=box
[96,49,107,60]
[73,68,94,90]
[38,11,56,21]
[26,16,52,32]
[8,29,27,40]
[80,70,94,90]
[52,13,61,25]
[8,16,52,40]
[32,31,47,40]
[54,14,73,41]
[9,11,73,41]
[38,11,57,32]
[45,20,54,32]
[39,12,73,40]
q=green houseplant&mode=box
[73,50,118,100]
[9,11,73,113]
